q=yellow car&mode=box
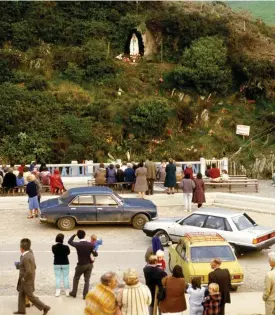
[168,232,244,290]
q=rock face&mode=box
[142,29,157,57]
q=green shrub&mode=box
[170,36,232,94]
[129,98,171,138]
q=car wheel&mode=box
[230,286,238,292]
[57,217,76,231]
[132,214,149,229]
[154,230,171,246]
[168,254,174,273]
[230,243,242,257]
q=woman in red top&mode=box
[50,169,65,194]
[184,164,193,179]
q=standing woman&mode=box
[52,233,70,297]
[117,268,152,315]
[164,158,176,195]
[26,175,40,219]
[134,162,148,199]
[192,173,206,208]
[159,265,187,315]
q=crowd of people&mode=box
[94,158,218,208]
[0,163,66,194]
[13,233,275,315]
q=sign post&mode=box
[236,125,250,139]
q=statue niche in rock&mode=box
[125,29,144,63]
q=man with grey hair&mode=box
[84,272,118,315]
[13,238,50,315]
[263,251,275,315]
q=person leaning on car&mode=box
[208,258,231,315]
[68,230,98,300]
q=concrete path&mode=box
[0,292,265,315]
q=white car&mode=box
[143,208,275,255]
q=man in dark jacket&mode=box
[143,255,167,315]
[68,230,98,299]
[208,258,231,315]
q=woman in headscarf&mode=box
[145,236,164,263]
[94,163,106,185]
[50,169,65,195]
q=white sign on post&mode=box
[236,125,250,136]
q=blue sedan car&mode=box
[39,187,158,231]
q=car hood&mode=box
[147,217,182,223]
[123,198,156,208]
[243,225,274,236]
[40,198,60,210]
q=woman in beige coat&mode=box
[117,268,152,315]
[134,162,148,199]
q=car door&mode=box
[69,195,96,223]
[94,194,123,222]
[175,242,189,279]
[202,216,233,241]
[173,214,208,237]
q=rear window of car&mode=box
[59,191,70,202]
[191,245,235,262]
[232,214,256,231]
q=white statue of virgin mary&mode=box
[130,33,139,56]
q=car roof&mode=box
[193,207,243,218]
[67,186,113,196]
[181,233,228,246]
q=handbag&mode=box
[157,285,166,301]
[157,277,168,301]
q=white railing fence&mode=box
[0,157,229,177]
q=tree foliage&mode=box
[171,36,232,94]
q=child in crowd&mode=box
[16,172,25,193]
[90,234,103,262]
[187,278,206,315]
[156,250,166,270]
[202,283,221,315]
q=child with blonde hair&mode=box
[156,249,166,270]
[203,283,221,315]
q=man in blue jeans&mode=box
[68,230,98,299]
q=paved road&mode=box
[0,195,274,296]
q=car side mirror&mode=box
[168,241,172,246]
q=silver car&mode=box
[143,208,275,255]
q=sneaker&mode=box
[65,289,70,297]
[55,289,60,297]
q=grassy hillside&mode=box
[228,1,275,25]
[0,1,274,174]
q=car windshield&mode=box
[232,214,256,231]
[112,191,124,203]
[59,191,70,203]
[191,245,235,263]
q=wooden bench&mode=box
[205,179,259,193]
[0,186,26,196]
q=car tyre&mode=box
[154,230,171,246]
[132,214,149,229]
[230,243,242,257]
[57,217,76,231]
[230,286,238,292]
[168,254,174,273]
